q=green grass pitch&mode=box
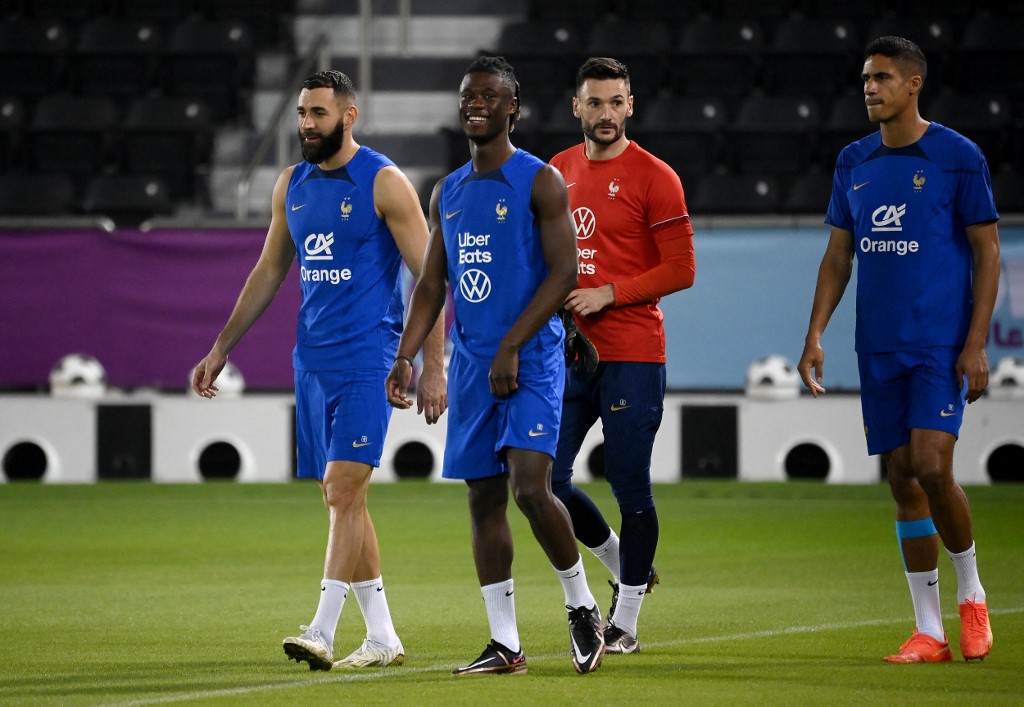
[1,480,1021,705]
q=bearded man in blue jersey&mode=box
[386,56,605,675]
[192,70,447,671]
[798,37,1000,664]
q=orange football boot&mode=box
[959,599,993,661]
[883,629,953,663]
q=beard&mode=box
[299,121,345,164]
[582,119,626,146]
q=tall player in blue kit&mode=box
[192,70,446,671]
[385,56,605,675]
[798,37,1000,663]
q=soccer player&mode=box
[385,56,605,675]
[192,70,447,671]
[548,57,695,654]
[798,37,999,663]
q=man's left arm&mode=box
[375,166,447,421]
[959,220,1001,403]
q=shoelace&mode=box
[298,625,326,644]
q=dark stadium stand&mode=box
[0,0,1020,218]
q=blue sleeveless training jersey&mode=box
[285,147,404,371]
[440,148,563,363]
[826,122,999,353]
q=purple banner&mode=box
[0,229,302,390]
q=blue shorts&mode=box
[858,347,966,456]
[553,362,665,513]
[294,369,393,479]
[442,345,565,480]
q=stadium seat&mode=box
[626,0,702,24]
[113,0,200,23]
[494,21,586,104]
[688,174,782,214]
[82,174,172,224]
[22,0,108,24]
[726,94,821,176]
[0,96,26,171]
[202,0,293,48]
[991,171,1024,214]
[72,17,164,103]
[781,172,833,214]
[122,96,213,199]
[0,17,70,98]
[711,0,793,33]
[819,91,875,171]
[671,17,765,103]
[584,20,673,101]
[0,172,78,216]
[163,19,255,121]
[26,94,117,182]
[527,0,612,21]
[762,17,860,99]
[533,100,582,163]
[958,14,1024,99]
[928,92,1013,170]
[638,96,729,184]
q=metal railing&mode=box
[235,33,330,220]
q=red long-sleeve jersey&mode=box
[550,140,695,363]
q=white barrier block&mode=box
[380,406,448,482]
[152,396,293,482]
[955,400,1024,484]
[0,396,96,483]
[739,396,877,483]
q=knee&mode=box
[322,478,363,512]
[511,480,550,519]
[610,480,654,515]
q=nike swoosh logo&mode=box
[376,585,384,592]
[927,580,938,586]
[566,182,577,188]
[567,571,580,579]
[505,589,514,596]
[940,410,957,417]
[445,209,462,219]
[570,636,592,665]
[291,204,307,211]
[610,404,631,411]
[352,441,372,447]
[528,430,548,437]
[853,181,870,191]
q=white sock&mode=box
[906,570,944,642]
[481,579,520,653]
[588,530,620,584]
[610,581,646,637]
[352,577,400,647]
[309,579,349,647]
[554,555,597,610]
[947,542,986,604]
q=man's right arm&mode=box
[192,168,297,397]
[386,178,449,409]
[797,226,855,397]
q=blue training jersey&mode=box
[440,148,563,363]
[285,147,404,371]
[826,122,999,353]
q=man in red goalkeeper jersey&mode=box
[549,57,696,654]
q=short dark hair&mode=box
[576,57,630,92]
[864,36,927,82]
[464,55,520,132]
[302,69,356,98]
